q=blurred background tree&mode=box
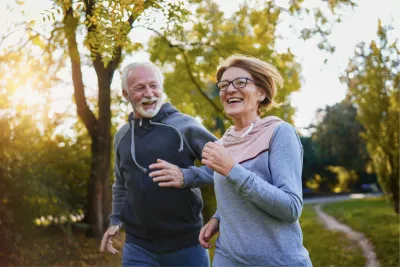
[16,0,195,238]
[302,101,377,193]
[0,46,90,254]
[341,21,399,213]
[147,0,357,135]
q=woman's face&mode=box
[219,67,265,121]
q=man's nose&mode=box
[143,85,154,97]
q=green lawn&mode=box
[4,198,396,267]
[323,197,400,267]
[301,205,365,266]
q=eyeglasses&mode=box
[216,77,259,91]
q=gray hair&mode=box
[121,62,164,91]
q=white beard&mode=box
[133,95,165,118]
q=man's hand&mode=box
[199,218,219,249]
[100,225,120,254]
[149,159,184,188]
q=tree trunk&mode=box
[64,3,132,238]
[85,134,112,238]
[86,61,114,237]
[64,10,114,238]
[389,169,399,214]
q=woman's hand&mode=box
[201,142,235,176]
[199,218,219,249]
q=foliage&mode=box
[0,104,91,253]
[0,45,91,252]
[324,198,400,266]
[341,21,400,212]
[312,102,369,171]
[24,0,195,237]
[302,101,376,192]
[1,0,361,243]
[147,0,356,134]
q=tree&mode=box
[32,0,191,237]
[312,102,369,171]
[147,0,357,133]
[0,46,91,255]
[29,0,356,237]
[302,101,377,192]
[341,21,399,213]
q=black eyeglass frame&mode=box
[216,77,260,91]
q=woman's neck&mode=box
[233,114,260,131]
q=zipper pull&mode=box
[139,118,142,127]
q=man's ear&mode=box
[122,90,129,101]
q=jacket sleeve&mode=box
[211,209,220,221]
[108,136,126,226]
[182,165,215,188]
[180,118,218,188]
[224,123,304,223]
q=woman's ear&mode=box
[257,88,267,102]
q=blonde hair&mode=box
[216,55,283,111]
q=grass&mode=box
[4,198,396,267]
[323,197,400,267]
[0,227,123,266]
[301,204,365,266]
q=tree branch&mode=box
[137,26,231,122]
[64,6,97,139]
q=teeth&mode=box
[228,98,242,103]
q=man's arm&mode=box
[151,114,217,188]
[181,165,214,188]
[180,118,217,188]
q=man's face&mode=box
[123,65,164,118]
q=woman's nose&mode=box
[226,83,237,93]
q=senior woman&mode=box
[199,55,312,267]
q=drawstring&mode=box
[130,119,184,174]
[240,122,255,137]
[130,120,148,173]
[149,120,184,152]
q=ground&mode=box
[1,197,398,266]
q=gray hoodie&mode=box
[212,122,312,266]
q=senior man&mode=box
[100,61,216,267]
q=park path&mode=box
[314,204,380,267]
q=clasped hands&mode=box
[149,141,235,188]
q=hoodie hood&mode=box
[218,116,283,163]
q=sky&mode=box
[1,0,399,135]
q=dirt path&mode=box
[314,204,380,267]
